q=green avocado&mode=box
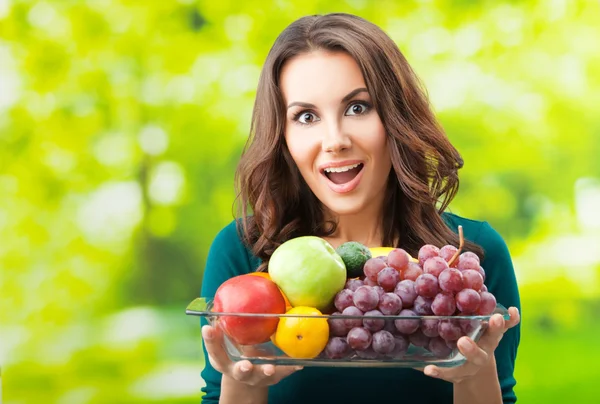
[336,241,372,278]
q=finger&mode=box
[231,360,255,381]
[202,325,232,373]
[424,364,441,378]
[505,307,520,330]
[273,365,304,379]
[457,337,488,367]
[262,364,275,377]
[476,314,505,353]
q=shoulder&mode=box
[442,212,487,243]
[201,219,262,298]
[209,218,261,267]
[211,218,245,248]
[442,212,509,262]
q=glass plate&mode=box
[186,298,509,368]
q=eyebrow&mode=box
[286,87,369,109]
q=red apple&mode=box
[213,274,286,345]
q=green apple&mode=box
[268,236,346,312]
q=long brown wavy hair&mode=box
[234,13,483,270]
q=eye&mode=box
[294,111,320,125]
[345,102,370,116]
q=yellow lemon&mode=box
[369,247,418,262]
[274,307,329,359]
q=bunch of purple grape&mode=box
[323,245,497,360]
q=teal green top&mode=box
[199,213,521,403]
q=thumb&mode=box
[202,325,232,373]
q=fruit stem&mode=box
[448,225,464,267]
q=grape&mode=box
[480,284,488,292]
[324,337,350,359]
[429,336,453,358]
[402,262,423,281]
[378,292,403,315]
[394,280,417,307]
[347,327,372,351]
[377,267,401,292]
[328,312,349,337]
[415,273,439,298]
[363,310,385,332]
[438,320,462,341]
[423,256,449,278]
[409,329,430,348]
[478,291,497,315]
[460,251,480,263]
[353,286,380,312]
[413,295,434,315]
[355,347,380,359]
[439,245,459,267]
[345,278,364,292]
[438,268,464,293]
[461,270,484,291]
[431,292,456,316]
[341,306,364,329]
[456,288,481,314]
[394,309,420,334]
[388,248,410,272]
[458,316,479,336]
[478,266,486,282]
[418,244,440,266]
[457,253,479,270]
[364,277,378,287]
[334,289,355,312]
[372,330,395,354]
[421,319,440,338]
[373,285,385,300]
[388,335,409,358]
[445,339,458,351]
[383,319,398,334]
[363,257,387,281]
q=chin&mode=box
[320,197,368,217]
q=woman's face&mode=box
[281,50,392,216]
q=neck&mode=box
[323,199,386,249]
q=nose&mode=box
[322,120,351,153]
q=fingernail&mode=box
[240,364,250,372]
[264,368,274,376]
[295,366,304,371]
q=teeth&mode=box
[324,163,361,173]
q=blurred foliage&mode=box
[0,0,599,403]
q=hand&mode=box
[202,325,303,387]
[422,306,520,384]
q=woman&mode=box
[200,13,521,404]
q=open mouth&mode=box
[322,163,364,185]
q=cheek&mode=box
[368,127,391,169]
[285,132,318,173]
[285,136,312,175]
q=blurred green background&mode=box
[1,0,599,403]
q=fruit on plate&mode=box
[336,241,372,278]
[328,226,499,358]
[268,236,346,311]
[213,274,286,345]
[273,306,329,359]
[248,272,293,311]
